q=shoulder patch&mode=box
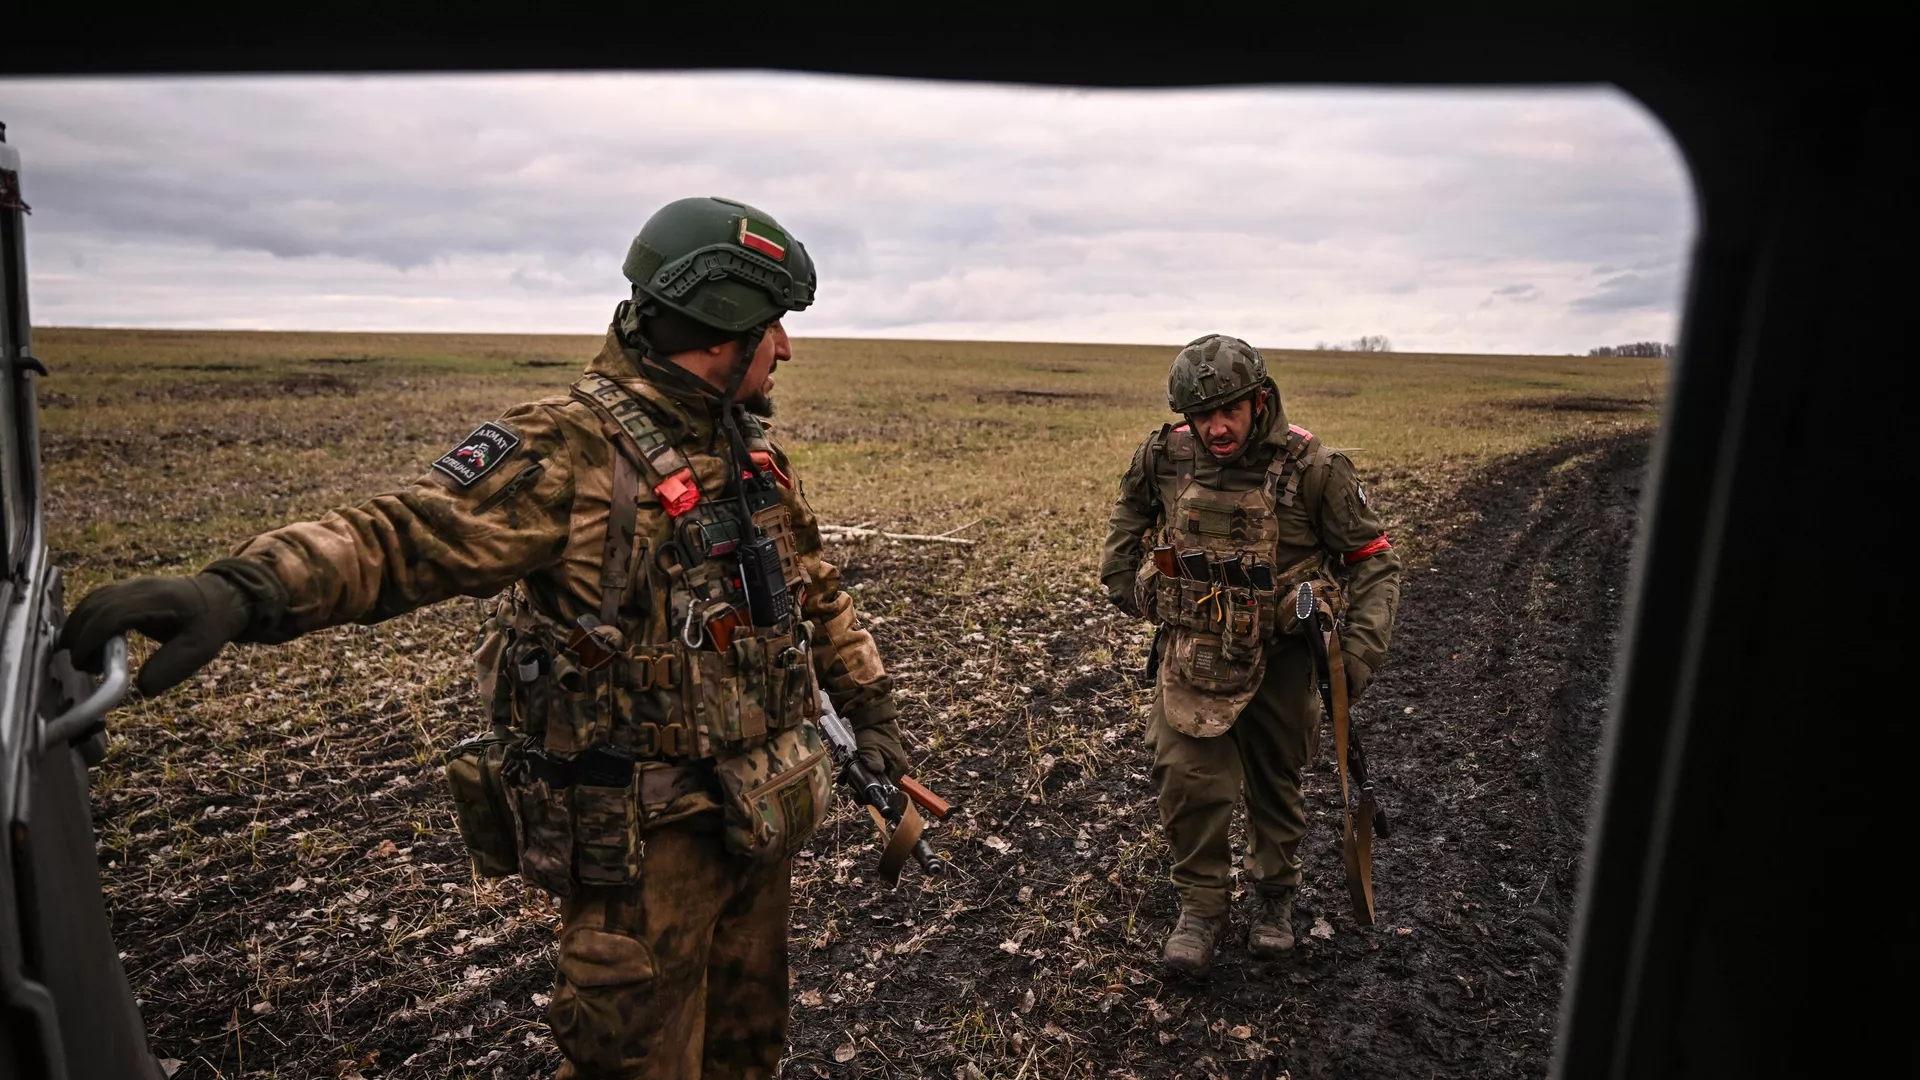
[432,422,521,488]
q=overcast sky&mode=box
[0,72,1694,354]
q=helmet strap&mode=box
[718,322,774,515]
[613,298,653,357]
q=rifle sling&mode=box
[868,801,926,887]
[1326,624,1378,925]
[1327,620,1351,806]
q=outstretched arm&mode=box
[61,403,580,695]
[230,402,580,640]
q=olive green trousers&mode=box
[1148,639,1321,918]
[549,816,790,1080]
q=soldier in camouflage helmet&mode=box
[60,196,910,1078]
[1101,334,1403,975]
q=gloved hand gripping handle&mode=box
[817,691,943,879]
[1296,583,1390,840]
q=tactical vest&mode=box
[448,374,830,896]
[1146,423,1346,738]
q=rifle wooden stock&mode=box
[897,774,951,820]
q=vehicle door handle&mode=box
[41,635,130,753]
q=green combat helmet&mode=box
[1167,334,1268,414]
[621,196,817,332]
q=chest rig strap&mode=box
[600,450,639,627]
[1264,425,1319,508]
[574,372,703,516]
[1162,424,1198,495]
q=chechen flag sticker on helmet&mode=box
[738,217,788,261]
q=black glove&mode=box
[1103,571,1142,619]
[844,696,909,782]
[58,559,283,697]
[854,726,908,783]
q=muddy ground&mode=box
[96,430,1647,1079]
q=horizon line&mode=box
[29,325,1641,360]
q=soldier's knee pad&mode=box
[549,926,664,1073]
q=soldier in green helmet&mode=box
[1101,334,1403,975]
[60,197,910,1078]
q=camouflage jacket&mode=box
[225,327,901,763]
[1100,409,1403,674]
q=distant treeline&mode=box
[1589,342,1676,357]
[1315,335,1394,352]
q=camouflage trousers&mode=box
[1148,639,1320,918]
[549,815,790,1080]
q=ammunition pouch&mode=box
[500,743,725,896]
[1153,555,1346,739]
[442,730,521,879]
[714,720,834,864]
[1150,554,1343,641]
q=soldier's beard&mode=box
[742,391,775,418]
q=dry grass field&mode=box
[35,327,1664,1079]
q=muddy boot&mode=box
[1162,910,1224,975]
[1247,887,1296,959]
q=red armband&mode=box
[1344,534,1392,564]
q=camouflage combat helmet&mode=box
[1167,334,1268,414]
[621,197,817,333]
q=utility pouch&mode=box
[1159,624,1271,739]
[1170,627,1267,697]
[1135,563,1161,623]
[509,772,577,897]
[1216,586,1266,662]
[677,505,746,563]
[714,721,833,864]
[1155,574,1226,632]
[768,641,816,729]
[563,615,624,673]
[442,731,521,879]
[570,745,644,886]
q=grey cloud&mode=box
[1493,283,1535,295]
[0,74,1695,352]
[1570,271,1678,313]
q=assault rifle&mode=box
[1296,581,1391,925]
[816,690,950,885]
